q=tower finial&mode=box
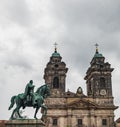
[95,43,99,53]
[54,42,58,52]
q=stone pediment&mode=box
[67,98,98,109]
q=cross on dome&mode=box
[54,42,58,52]
[95,43,99,53]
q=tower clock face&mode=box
[100,89,107,95]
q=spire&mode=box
[93,43,103,58]
[52,42,60,57]
[95,43,99,54]
[54,42,58,53]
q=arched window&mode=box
[53,77,59,88]
[100,77,106,88]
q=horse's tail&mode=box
[8,96,16,110]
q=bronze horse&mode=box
[8,84,50,119]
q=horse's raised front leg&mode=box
[34,107,40,119]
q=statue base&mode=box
[5,119,45,127]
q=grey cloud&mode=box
[0,0,120,120]
[0,0,31,26]
[51,0,120,31]
[0,43,33,71]
[48,0,120,68]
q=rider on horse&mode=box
[8,81,50,119]
[22,80,37,107]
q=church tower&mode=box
[44,44,68,97]
[84,44,114,98]
[45,44,118,127]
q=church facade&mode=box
[44,46,118,127]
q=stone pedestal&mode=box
[5,119,45,127]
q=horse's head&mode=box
[36,84,50,98]
[43,84,50,98]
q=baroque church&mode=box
[44,44,118,127]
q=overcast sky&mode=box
[0,0,120,120]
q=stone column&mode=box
[87,111,91,127]
[109,116,115,127]
[97,116,102,127]
[67,109,72,126]
[95,116,97,127]
[59,117,65,127]
[71,115,76,127]
[90,109,95,127]
[90,116,96,127]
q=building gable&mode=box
[67,98,98,109]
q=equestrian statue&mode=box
[8,80,50,119]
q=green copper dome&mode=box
[52,51,60,57]
[94,44,103,58]
[94,52,103,58]
[52,43,61,57]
